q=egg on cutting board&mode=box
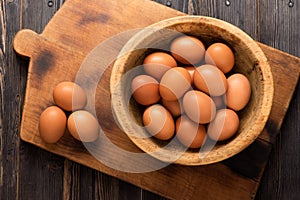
[67,110,99,142]
[53,81,87,111]
[39,106,67,143]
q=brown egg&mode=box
[205,43,235,73]
[193,64,228,96]
[170,36,205,64]
[53,82,87,111]
[39,106,67,143]
[226,73,251,111]
[176,115,207,148]
[131,75,160,106]
[207,109,239,141]
[161,98,184,118]
[143,104,175,140]
[183,90,216,124]
[143,52,177,80]
[160,67,191,101]
[67,110,99,142]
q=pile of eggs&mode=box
[39,82,99,143]
[131,35,251,149]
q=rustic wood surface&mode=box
[0,0,299,199]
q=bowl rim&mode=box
[110,15,274,165]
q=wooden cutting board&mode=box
[13,0,299,199]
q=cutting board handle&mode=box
[13,29,43,58]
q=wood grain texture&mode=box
[255,0,300,199]
[152,0,199,14]
[17,1,65,200]
[258,0,300,57]
[0,0,299,200]
[193,1,300,199]
[0,0,22,199]
[12,0,299,199]
[261,83,300,200]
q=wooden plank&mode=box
[142,190,168,200]
[256,83,300,200]
[17,1,65,200]
[152,0,199,14]
[96,172,120,200]
[198,0,258,40]
[198,0,218,17]
[18,147,64,199]
[258,0,300,56]
[118,180,142,200]
[255,0,300,199]
[0,0,22,199]
[21,0,60,33]
[64,159,119,200]
[217,0,259,40]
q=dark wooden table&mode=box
[1,0,299,199]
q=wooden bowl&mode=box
[110,16,274,165]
